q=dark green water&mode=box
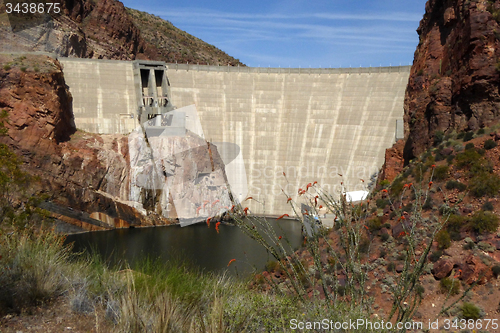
[65,218,303,278]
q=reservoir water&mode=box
[65,218,303,278]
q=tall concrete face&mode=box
[60,58,139,134]
[166,65,410,216]
[59,58,409,217]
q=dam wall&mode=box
[59,58,410,216]
[166,64,410,215]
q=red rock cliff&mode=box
[403,0,500,163]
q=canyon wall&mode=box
[403,0,500,162]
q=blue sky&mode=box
[121,0,427,68]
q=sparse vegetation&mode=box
[469,210,499,233]
[433,165,449,180]
[436,229,451,249]
[439,277,460,295]
[460,302,481,320]
[445,180,466,191]
[484,139,497,150]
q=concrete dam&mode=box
[59,57,410,217]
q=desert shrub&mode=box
[439,277,460,295]
[477,128,485,135]
[463,131,474,142]
[439,204,458,216]
[381,233,390,242]
[422,196,434,211]
[359,237,370,254]
[376,198,389,209]
[469,211,499,233]
[446,214,467,240]
[460,302,481,320]
[416,69,424,76]
[429,250,443,263]
[3,65,11,71]
[484,139,497,150]
[482,201,494,211]
[402,203,413,213]
[455,149,482,169]
[468,172,500,197]
[434,153,445,162]
[433,165,449,180]
[446,154,455,164]
[445,180,466,191]
[390,177,405,196]
[434,131,444,145]
[379,179,390,189]
[367,217,383,232]
[464,142,475,150]
[436,230,451,249]
[387,262,395,272]
[20,67,27,72]
[457,132,465,140]
[463,241,475,250]
[492,264,500,278]
[420,151,432,162]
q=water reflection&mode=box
[65,218,303,278]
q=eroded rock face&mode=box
[403,0,500,162]
[1,0,156,60]
[379,139,405,182]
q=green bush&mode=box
[422,196,434,211]
[434,153,445,162]
[446,154,455,164]
[464,142,475,150]
[387,262,395,272]
[468,172,500,197]
[376,198,389,209]
[367,217,383,232]
[455,149,482,169]
[484,139,497,150]
[460,302,481,320]
[446,214,467,235]
[434,131,444,145]
[20,67,27,72]
[379,179,390,189]
[2,64,11,71]
[439,277,460,295]
[429,250,443,262]
[463,131,474,142]
[482,201,494,211]
[436,230,451,249]
[492,265,500,278]
[445,180,466,191]
[433,165,449,180]
[477,128,485,135]
[469,211,499,233]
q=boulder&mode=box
[432,259,453,279]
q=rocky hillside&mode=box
[126,8,244,66]
[1,0,243,65]
[403,0,500,163]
